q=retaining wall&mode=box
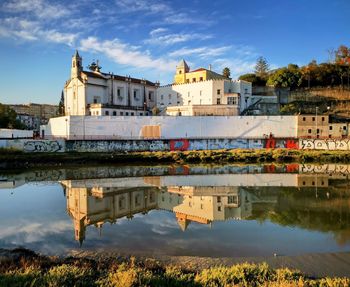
[3,138,350,152]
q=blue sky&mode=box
[0,0,349,104]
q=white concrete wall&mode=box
[0,129,33,138]
[43,115,298,139]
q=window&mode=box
[308,129,312,134]
[140,112,143,116]
[303,117,306,121]
[192,78,196,82]
[312,117,315,121]
[317,129,320,134]
[169,94,172,99]
[131,112,134,116]
[125,112,129,116]
[187,92,190,97]
[113,111,117,116]
[217,98,221,105]
[179,70,182,74]
[117,89,121,97]
[160,95,164,100]
[218,206,221,211]
[228,89,232,93]
[217,89,221,95]
[120,112,124,116]
[133,90,137,98]
[200,90,202,96]
[186,79,190,83]
[228,196,238,204]
[344,126,347,130]
[148,92,152,100]
[200,77,203,81]
[105,111,109,116]
[227,97,237,105]
[217,196,221,203]
[329,126,333,130]
[93,99,97,104]
[322,117,325,121]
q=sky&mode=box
[0,0,349,105]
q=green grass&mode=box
[1,256,349,287]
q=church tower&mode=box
[71,50,82,78]
[174,59,190,84]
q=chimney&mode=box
[208,64,212,71]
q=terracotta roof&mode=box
[191,68,206,72]
[82,70,156,86]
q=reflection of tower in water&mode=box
[62,178,255,244]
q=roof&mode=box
[191,68,206,72]
[82,70,157,86]
[177,59,189,70]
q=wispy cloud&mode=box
[0,17,77,46]
[3,0,70,20]
[169,46,231,58]
[80,36,178,72]
[145,29,212,46]
[115,0,171,14]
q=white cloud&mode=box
[115,0,171,14]
[169,46,231,58]
[146,32,212,46]
[0,17,77,46]
[3,0,70,20]
[80,36,178,72]
[149,27,168,37]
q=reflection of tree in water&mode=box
[247,186,350,245]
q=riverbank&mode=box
[1,148,350,169]
[1,248,349,287]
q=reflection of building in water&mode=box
[63,180,158,245]
[0,177,25,189]
[62,178,258,243]
[61,172,350,244]
[159,186,254,231]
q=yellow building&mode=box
[174,59,227,84]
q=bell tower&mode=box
[71,50,82,78]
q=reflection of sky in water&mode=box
[0,181,350,257]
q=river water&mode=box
[0,163,350,258]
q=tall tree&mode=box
[222,67,231,78]
[255,57,269,79]
[0,103,24,129]
[58,90,65,116]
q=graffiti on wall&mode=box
[23,140,64,152]
[67,140,168,152]
[300,139,350,150]
[264,138,299,149]
[169,139,190,151]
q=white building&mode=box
[157,79,252,116]
[64,51,158,117]
[156,60,252,116]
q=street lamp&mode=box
[65,118,68,139]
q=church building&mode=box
[64,51,158,116]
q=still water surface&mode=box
[1,164,350,258]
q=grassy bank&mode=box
[1,148,350,169]
[0,249,349,287]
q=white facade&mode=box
[156,79,252,115]
[42,115,298,140]
[64,51,157,117]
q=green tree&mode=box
[238,73,266,86]
[222,67,231,78]
[58,90,65,116]
[267,65,302,89]
[0,103,25,129]
[254,57,269,79]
